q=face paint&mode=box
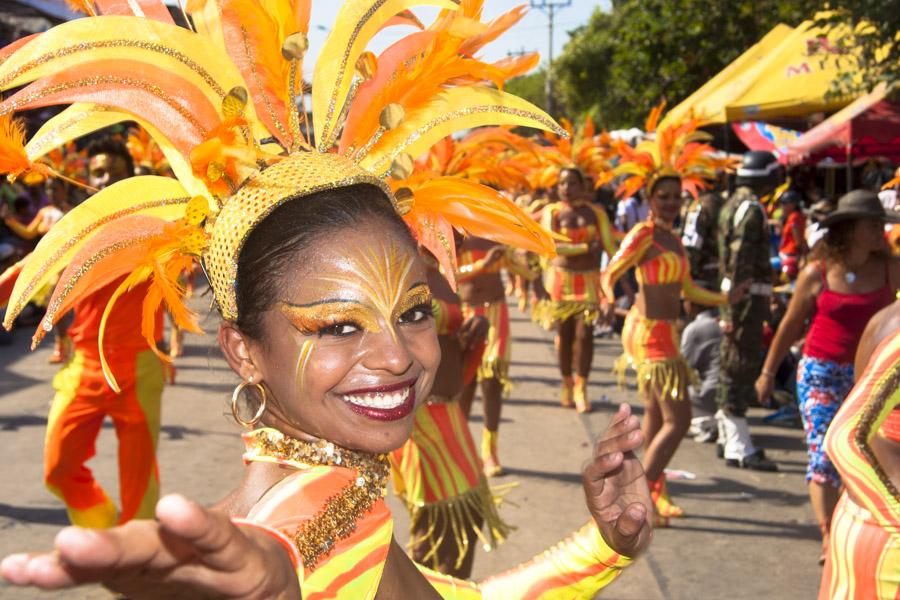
[281,241,431,342]
[296,339,315,394]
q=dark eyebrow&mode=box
[282,298,365,309]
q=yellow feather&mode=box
[312,0,459,151]
[361,86,564,177]
[3,177,192,329]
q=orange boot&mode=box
[649,475,684,518]
[560,376,574,408]
[573,375,591,413]
[48,333,69,364]
[481,428,503,477]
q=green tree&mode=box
[813,2,899,97]
[504,69,547,114]
[553,0,823,128]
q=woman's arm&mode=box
[3,210,44,241]
[0,494,301,599]
[755,263,821,404]
[600,223,652,303]
[591,205,620,258]
[682,274,728,306]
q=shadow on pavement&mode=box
[671,476,808,507]
[673,514,819,541]
[0,503,69,526]
[502,466,583,485]
[0,414,47,431]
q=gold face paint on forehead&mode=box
[279,241,432,339]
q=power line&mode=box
[529,0,572,116]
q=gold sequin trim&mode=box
[856,365,900,501]
[317,0,385,152]
[239,25,290,143]
[1,76,207,136]
[6,196,190,322]
[249,429,390,569]
[367,104,565,175]
[0,39,225,98]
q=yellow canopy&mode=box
[724,19,860,121]
[663,23,794,126]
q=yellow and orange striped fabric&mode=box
[540,202,619,259]
[461,301,511,391]
[244,428,634,598]
[390,399,512,568]
[820,331,900,600]
[600,221,725,306]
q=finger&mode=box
[1,552,77,588]
[594,423,643,458]
[614,503,647,539]
[582,450,623,484]
[156,494,252,573]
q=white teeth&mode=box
[342,387,410,410]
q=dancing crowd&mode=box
[0,1,898,598]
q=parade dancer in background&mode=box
[603,108,746,525]
[390,255,512,578]
[0,1,651,595]
[538,167,618,412]
[716,150,781,472]
[456,235,538,476]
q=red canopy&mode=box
[787,83,900,164]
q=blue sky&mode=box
[302,1,608,77]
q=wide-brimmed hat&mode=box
[820,189,900,227]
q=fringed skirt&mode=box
[390,396,514,570]
[461,301,511,392]
[615,307,697,401]
[532,265,602,330]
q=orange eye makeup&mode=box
[279,301,382,336]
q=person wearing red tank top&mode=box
[757,189,900,564]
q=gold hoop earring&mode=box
[231,380,267,428]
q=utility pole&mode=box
[529,0,571,117]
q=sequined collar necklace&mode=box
[245,428,390,569]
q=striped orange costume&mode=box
[819,332,900,599]
[602,221,726,402]
[44,278,164,527]
[390,298,512,569]
[243,428,633,599]
[534,202,619,328]
[457,247,536,392]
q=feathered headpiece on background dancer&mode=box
[536,116,615,189]
[613,102,730,199]
[0,0,562,391]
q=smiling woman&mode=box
[0,0,652,597]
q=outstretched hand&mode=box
[582,403,652,558]
[0,494,299,599]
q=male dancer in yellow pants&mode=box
[43,136,165,527]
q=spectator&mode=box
[681,297,722,443]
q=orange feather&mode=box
[65,0,98,15]
[0,114,47,182]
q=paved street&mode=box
[0,291,821,599]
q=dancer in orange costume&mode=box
[819,300,900,599]
[456,237,538,477]
[29,138,166,527]
[537,167,619,412]
[0,0,652,596]
[603,105,743,524]
[389,255,512,578]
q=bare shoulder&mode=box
[210,461,292,518]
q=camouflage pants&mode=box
[717,296,769,417]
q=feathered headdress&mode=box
[536,116,615,189]
[0,0,562,390]
[613,102,728,199]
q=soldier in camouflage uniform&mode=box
[680,190,723,289]
[716,151,779,471]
